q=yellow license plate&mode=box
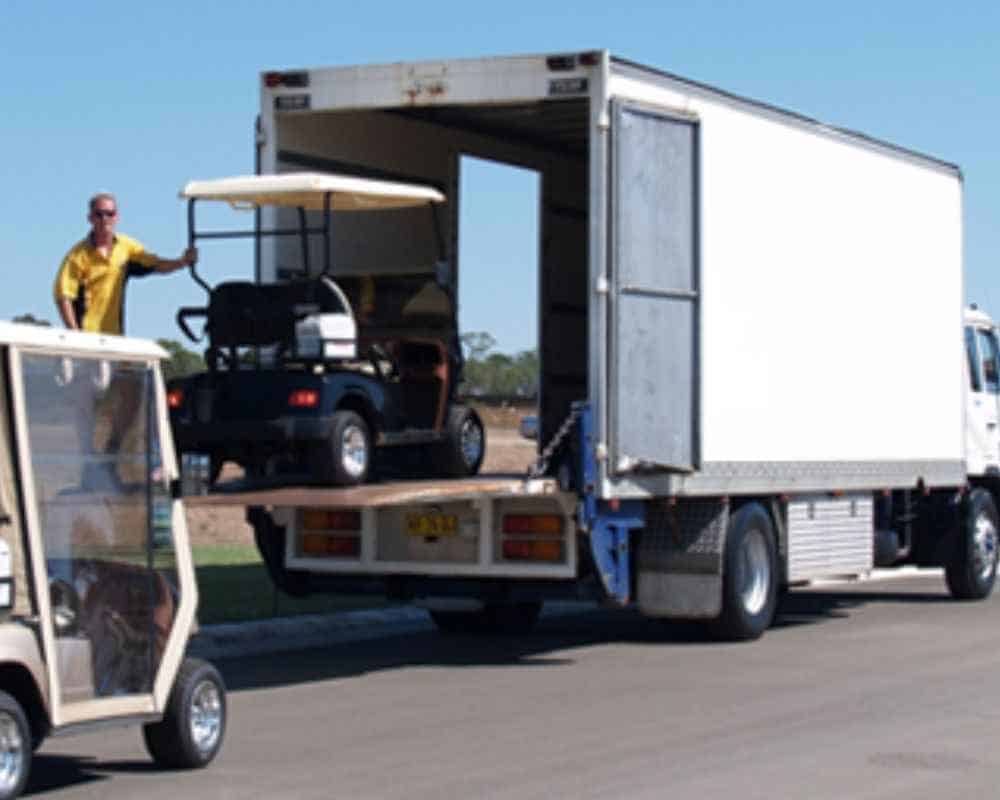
[406,513,458,537]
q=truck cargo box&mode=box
[257,51,964,500]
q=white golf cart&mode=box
[0,322,226,798]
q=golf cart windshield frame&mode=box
[185,194,333,293]
[184,191,447,294]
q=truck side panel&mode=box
[605,62,964,496]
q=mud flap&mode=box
[637,499,728,618]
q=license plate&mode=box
[406,513,458,537]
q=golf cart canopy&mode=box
[0,321,168,360]
[179,172,445,211]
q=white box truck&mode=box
[186,50,999,640]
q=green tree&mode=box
[157,339,205,380]
[12,313,51,326]
[461,331,496,361]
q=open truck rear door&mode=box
[608,101,699,474]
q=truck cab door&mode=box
[965,325,1000,475]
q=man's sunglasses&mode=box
[93,209,117,219]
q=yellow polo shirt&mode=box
[54,233,160,334]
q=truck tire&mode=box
[712,503,778,641]
[429,601,542,635]
[315,410,371,486]
[143,658,226,770]
[0,691,31,800]
[945,488,999,600]
[436,406,485,477]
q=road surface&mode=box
[31,572,1000,799]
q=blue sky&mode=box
[2,1,998,355]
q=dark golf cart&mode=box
[0,322,226,799]
[166,173,485,487]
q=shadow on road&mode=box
[217,578,960,693]
[25,754,108,795]
[774,586,951,629]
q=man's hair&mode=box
[88,192,117,213]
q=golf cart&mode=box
[0,322,225,798]
[167,172,485,487]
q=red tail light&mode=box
[301,533,360,558]
[502,540,563,562]
[288,389,319,408]
[502,514,563,535]
[302,509,362,531]
[167,388,184,409]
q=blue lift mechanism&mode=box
[574,402,645,606]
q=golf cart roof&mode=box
[180,172,445,211]
[0,321,167,359]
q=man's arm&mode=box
[56,297,79,329]
[152,247,197,273]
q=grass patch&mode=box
[192,544,390,625]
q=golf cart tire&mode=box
[0,691,31,800]
[143,658,226,770]
[315,410,371,486]
[436,405,485,478]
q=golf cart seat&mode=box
[176,277,357,370]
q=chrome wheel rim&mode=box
[738,529,770,616]
[341,424,368,478]
[190,679,223,755]
[460,419,483,467]
[0,711,25,794]
[972,512,998,583]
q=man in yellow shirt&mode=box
[54,192,197,334]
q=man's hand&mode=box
[182,246,198,267]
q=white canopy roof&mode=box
[0,321,167,359]
[180,172,445,211]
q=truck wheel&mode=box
[143,658,226,770]
[436,406,485,477]
[945,488,999,600]
[429,602,541,635]
[316,411,371,486]
[712,503,778,641]
[0,691,31,800]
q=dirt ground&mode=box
[184,411,537,547]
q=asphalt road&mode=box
[30,572,1000,799]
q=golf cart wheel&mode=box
[143,658,226,770]
[0,691,30,800]
[315,410,371,486]
[436,406,485,477]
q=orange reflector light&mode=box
[288,389,319,408]
[502,514,563,536]
[301,533,360,558]
[502,540,563,562]
[167,388,184,409]
[302,509,362,531]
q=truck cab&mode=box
[964,305,1000,477]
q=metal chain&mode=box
[527,405,583,479]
